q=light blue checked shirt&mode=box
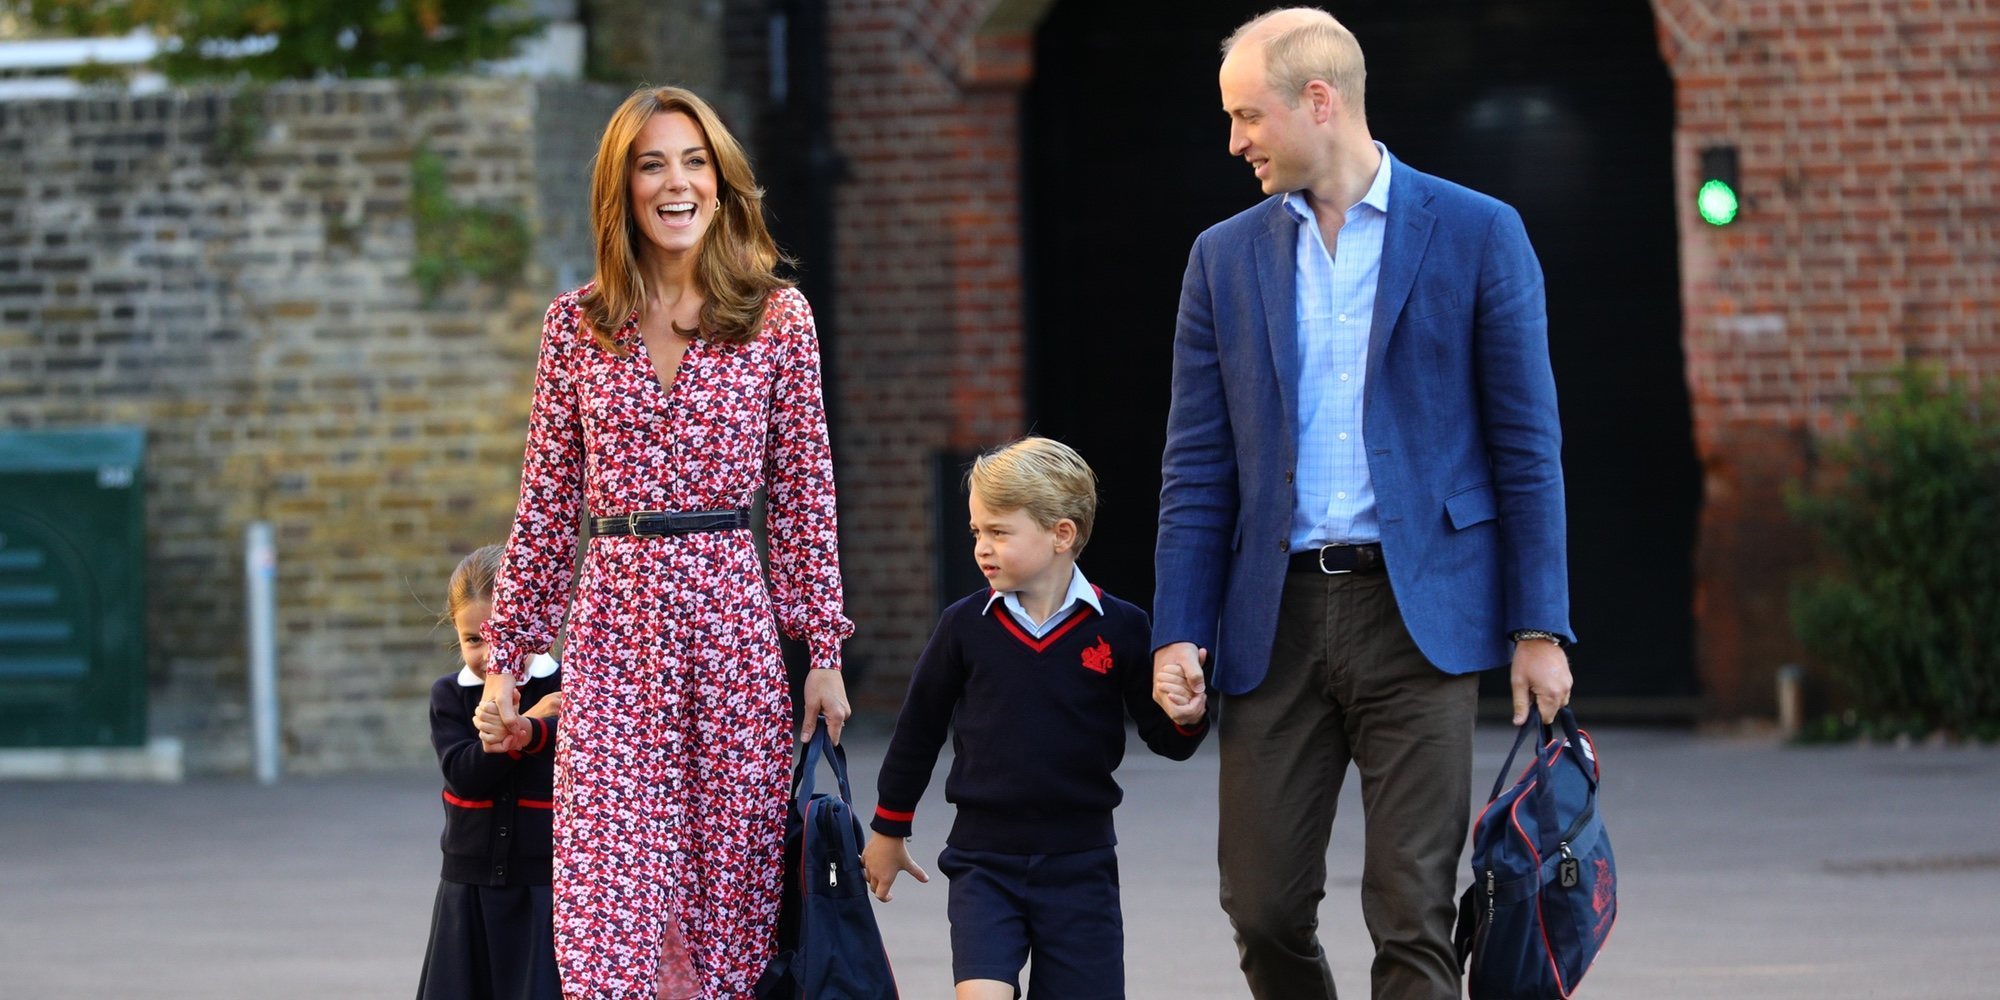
[1283,142,1393,551]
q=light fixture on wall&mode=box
[1697,145,1740,226]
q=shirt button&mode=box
[1338,313,1348,322]
[499,827,510,838]
[1339,372,1351,381]
[1338,432,1349,441]
[1336,491,1348,500]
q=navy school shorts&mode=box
[938,844,1124,999]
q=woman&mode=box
[474,86,853,999]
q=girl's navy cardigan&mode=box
[429,669,561,886]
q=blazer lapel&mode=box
[1366,156,1435,385]
[1255,200,1301,443]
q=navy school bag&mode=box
[757,725,899,1000]
[1455,707,1617,999]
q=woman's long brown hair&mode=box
[579,86,791,352]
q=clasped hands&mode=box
[476,673,562,753]
[1150,642,1209,727]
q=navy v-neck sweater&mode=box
[870,585,1208,854]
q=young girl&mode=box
[417,544,564,1000]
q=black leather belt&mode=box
[1288,542,1385,575]
[587,508,750,538]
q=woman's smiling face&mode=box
[628,111,717,259]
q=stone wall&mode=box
[0,78,623,771]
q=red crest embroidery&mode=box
[1081,637,1114,674]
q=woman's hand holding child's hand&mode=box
[476,673,531,753]
[524,691,563,720]
[860,834,929,903]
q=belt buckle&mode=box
[630,511,667,536]
[1316,544,1353,575]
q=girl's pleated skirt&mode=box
[416,881,561,1000]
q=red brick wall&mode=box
[1653,0,2000,714]
[822,1,1041,701]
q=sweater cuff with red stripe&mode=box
[870,804,917,839]
[506,717,556,760]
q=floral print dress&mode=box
[482,285,853,999]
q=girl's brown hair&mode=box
[444,544,505,625]
[578,86,791,353]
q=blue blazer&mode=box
[1153,155,1572,694]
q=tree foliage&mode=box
[9,0,540,81]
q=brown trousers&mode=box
[1217,569,1478,1000]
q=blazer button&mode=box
[1285,469,1294,484]
[1277,540,1286,552]
[498,826,510,839]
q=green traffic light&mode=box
[1698,178,1739,226]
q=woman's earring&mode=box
[713,197,722,211]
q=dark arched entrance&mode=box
[1023,0,1699,713]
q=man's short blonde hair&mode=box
[1223,7,1367,117]
[967,436,1099,555]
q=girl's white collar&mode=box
[456,652,558,687]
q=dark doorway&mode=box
[1023,0,1699,712]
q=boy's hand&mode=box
[861,834,929,903]
[524,691,564,720]
[1152,644,1209,726]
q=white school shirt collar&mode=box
[982,565,1103,636]
[457,652,558,687]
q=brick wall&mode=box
[0,79,621,771]
[816,0,1043,699]
[1653,0,1999,714]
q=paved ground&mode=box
[6,717,1998,999]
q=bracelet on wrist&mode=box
[1510,629,1565,647]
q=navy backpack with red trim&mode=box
[1455,708,1617,999]
[757,725,899,1000]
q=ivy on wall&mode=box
[409,146,529,304]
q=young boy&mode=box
[861,436,1210,1000]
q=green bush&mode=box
[1788,369,2000,737]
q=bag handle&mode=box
[1485,712,1547,802]
[1486,706,1596,803]
[791,719,855,807]
[1528,707,1600,852]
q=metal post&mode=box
[1776,663,1804,741]
[246,521,281,784]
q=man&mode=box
[1148,8,1575,999]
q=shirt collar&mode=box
[982,564,1103,621]
[1282,140,1393,223]
[457,652,558,687]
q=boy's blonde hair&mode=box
[444,544,505,625]
[967,436,1098,556]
